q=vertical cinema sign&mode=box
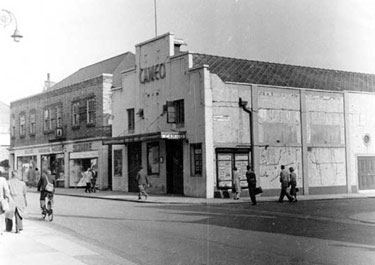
[139,63,166,84]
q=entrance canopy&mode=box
[102,131,187,145]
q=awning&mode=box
[102,131,187,145]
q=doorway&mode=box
[358,156,375,190]
[128,142,142,192]
[166,140,184,194]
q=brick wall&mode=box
[10,75,112,148]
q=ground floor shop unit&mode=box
[9,139,110,190]
[105,131,196,196]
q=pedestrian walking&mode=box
[278,165,294,203]
[0,173,10,231]
[232,167,241,200]
[289,167,298,202]
[90,168,97,193]
[136,166,149,200]
[245,165,257,205]
[7,170,27,233]
[84,168,93,193]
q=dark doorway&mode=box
[128,142,142,192]
[358,156,375,190]
[166,140,184,194]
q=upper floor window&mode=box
[11,115,15,138]
[87,98,95,124]
[72,102,80,127]
[167,99,185,125]
[19,114,26,137]
[44,109,51,131]
[56,105,62,128]
[127,108,135,131]
[29,112,36,135]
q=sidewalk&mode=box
[0,217,136,265]
[29,187,375,204]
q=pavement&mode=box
[1,187,375,265]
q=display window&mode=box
[17,156,37,186]
[216,150,250,189]
[69,158,97,187]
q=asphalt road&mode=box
[26,193,375,265]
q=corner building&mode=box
[106,33,375,198]
[10,53,135,189]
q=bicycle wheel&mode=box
[47,201,53,222]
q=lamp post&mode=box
[0,9,23,42]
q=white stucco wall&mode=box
[346,92,375,188]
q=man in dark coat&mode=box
[136,166,149,200]
[246,165,257,205]
[278,165,293,202]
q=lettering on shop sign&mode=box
[73,143,92,152]
[139,63,166,84]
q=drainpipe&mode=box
[239,97,254,170]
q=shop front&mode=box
[105,131,186,194]
[12,144,65,187]
[66,140,108,190]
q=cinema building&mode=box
[105,33,375,198]
[9,53,135,188]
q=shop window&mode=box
[72,102,80,127]
[216,151,250,189]
[127,108,135,131]
[29,111,36,135]
[190,143,202,176]
[167,99,184,126]
[87,98,96,125]
[44,108,51,131]
[147,142,160,175]
[69,158,97,187]
[17,156,37,185]
[11,115,15,138]
[19,113,26,137]
[114,149,123,176]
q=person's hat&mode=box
[289,167,294,172]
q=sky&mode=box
[1,0,375,105]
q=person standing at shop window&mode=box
[90,168,97,193]
[84,168,92,193]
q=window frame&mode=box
[11,115,15,138]
[43,108,51,132]
[190,143,202,176]
[167,99,184,125]
[87,98,96,125]
[19,113,26,137]
[127,108,135,131]
[29,111,36,136]
[72,101,80,127]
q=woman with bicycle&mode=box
[37,169,55,220]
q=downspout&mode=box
[239,97,254,169]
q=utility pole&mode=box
[154,0,157,36]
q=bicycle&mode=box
[42,192,54,222]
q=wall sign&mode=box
[139,63,166,84]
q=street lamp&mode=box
[0,9,23,42]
